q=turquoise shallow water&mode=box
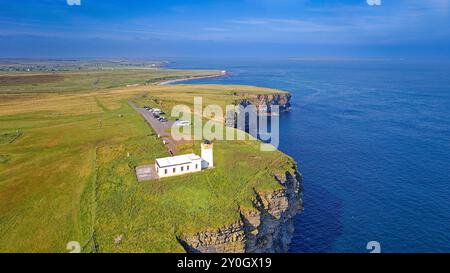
[168,59,450,253]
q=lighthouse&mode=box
[201,140,214,169]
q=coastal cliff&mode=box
[225,91,292,128]
[179,169,303,253]
[233,92,292,112]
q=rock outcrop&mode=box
[179,170,303,253]
[225,92,292,128]
[233,92,292,112]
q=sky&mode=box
[0,0,449,59]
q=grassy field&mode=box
[0,69,219,93]
[0,71,296,253]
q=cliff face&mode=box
[233,92,292,112]
[179,170,303,253]
[225,92,292,128]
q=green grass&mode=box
[90,131,295,253]
[0,69,220,94]
[0,155,10,164]
[134,84,288,113]
[0,71,296,253]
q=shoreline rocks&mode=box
[179,170,303,253]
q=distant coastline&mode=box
[157,70,227,85]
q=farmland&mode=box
[0,69,219,94]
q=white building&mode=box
[155,141,214,178]
[155,154,202,178]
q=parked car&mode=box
[160,118,168,122]
[174,120,190,126]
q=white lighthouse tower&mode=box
[201,140,214,169]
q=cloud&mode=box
[66,0,81,6]
[1,0,449,50]
[366,0,382,6]
[203,27,229,32]
[230,18,352,33]
[428,0,450,13]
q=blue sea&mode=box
[167,59,450,253]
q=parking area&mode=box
[128,99,179,155]
[138,107,174,137]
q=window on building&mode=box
[164,169,167,175]
[187,165,190,171]
[181,166,184,172]
[195,164,198,169]
[173,168,176,173]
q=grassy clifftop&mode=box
[133,84,288,112]
[0,70,296,252]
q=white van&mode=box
[174,120,191,126]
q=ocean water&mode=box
[167,59,450,253]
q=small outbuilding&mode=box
[136,165,158,181]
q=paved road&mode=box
[128,98,177,155]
